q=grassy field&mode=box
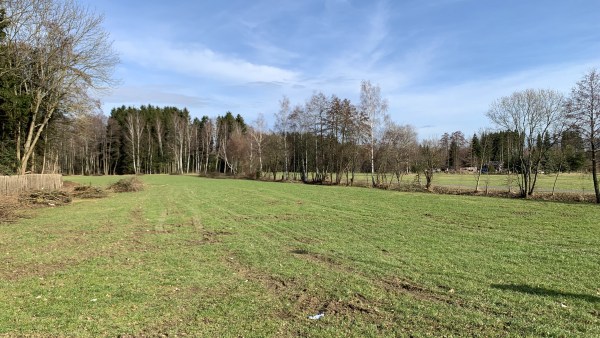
[430,172,594,193]
[326,172,596,194]
[1,175,599,337]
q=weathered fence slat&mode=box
[0,174,63,196]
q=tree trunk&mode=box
[425,170,433,191]
[371,138,376,187]
[592,145,600,203]
[19,97,55,175]
[551,167,561,197]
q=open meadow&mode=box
[1,175,599,337]
[327,172,596,195]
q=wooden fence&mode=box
[0,174,63,196]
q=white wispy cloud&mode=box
[105,85,208,107]
[115,39,299,84]
[389,59,600,138]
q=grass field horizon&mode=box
[2,175,599,336]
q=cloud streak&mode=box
[390,58,600,138]
[100,85,209,110]
[115,39,299,84]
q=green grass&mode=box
[429,172,594,193]
[325,172,596,193]
[1,175,599,337]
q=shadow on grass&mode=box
[491,284,600,303]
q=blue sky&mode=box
[81,0,600,138]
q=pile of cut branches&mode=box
[72,185,108,199]
[19,190,72,206]
[109,177,144,192]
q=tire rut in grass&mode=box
[185,217,233,245]
[289,248,522,323]
[223,252,388,324]
[289,248,463,308]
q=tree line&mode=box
[0,0,599,203]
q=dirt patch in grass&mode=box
[381,277,456,305]
[290,248,310,255]
[289,248,465,312]
[185,227,233,245]
[200,230,232,243]
[109,176,144,192]
[290,249,344,268]
[294,291,378,316]
[292,236,320,245]
[224,252,388,326]
[129,207,145,223]
[225,255,293,293]
[1,257,82,282]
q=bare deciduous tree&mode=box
[3,0,118,174]
[487,89,567,197]
[567,69,600,203]
[381,121,417,185]
[419,138,443,191]
[305,92,329,182]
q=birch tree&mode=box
[171,111,186,174]
[124,110,144,174]
[251,113,266,177]
[360,80,388,187]
[275,96,291,180]
[487,89,567,197]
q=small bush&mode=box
[109,177,144,193]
